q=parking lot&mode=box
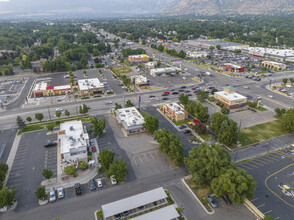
[6,131,57,211]
[0,79,27,104]
[237,146,294,220]
[0,128,17,163]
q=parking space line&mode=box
[238,164,253,170]
[149,152,155,161]
[256,204,265,208]
[139,155,144,164]
[250,160,265,166]
[268,153,283,159]
[261,156,278,162]
[244,162,259,168]
[155,151,161,158]
[132,157,138,166]
[250,197,258,202]
[255,159,270,165]
[275,217,280,219]
[275,151,293,159]
[263,210,272,215]
[144,154,149,162]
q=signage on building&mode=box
[171,59,183,65]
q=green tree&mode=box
[35,113,44,122]
[197,91,209,102]
[79,104,89,115]
[83,70,87,75]
[211,168,256,204]
[96,210,103,219]
[178,94,189,105]
[46,123,54,133]
[157,45,164,52]
[185,143,234,185]
[262,216,275,220]
[64,110,70,117]
[178,50,186,58]
[89,117,106,137]
[172,37,179,42]
[274,108,286,118]
[0,186,17,208]
[125,100,134,108]
[26,116,32,123]
[35,187,47,201]
[262,67,267,71]
[209,46,215,50]
[55,111,62,118]
[16,116,26,130]
[280,108,294,132]
[115,103,122,110]
[289,78,294,84]
[0,161,8,174]
[216,44,221,49]
[106,157,128,182]
[143,115,159,134]
[79,160,88,170]
[64,165,76,175]
[97,149,114,170]
[283,78,288,85]
[221,107,230,115]
[42,169,53,180]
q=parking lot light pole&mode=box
[47,106,51,120]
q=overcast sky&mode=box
[0,0,178,17]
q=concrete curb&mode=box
[4,133,21,185]
[181,177,214,215]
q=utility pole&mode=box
[238,119,242,137]
[47,106,51,120]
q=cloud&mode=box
[0,0,10,2]
[0,10,13,14]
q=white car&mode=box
[122,86,127,89]
[105,100,112,104]
[268,95,274,99]
[49,188,56,202]
[57,188,64,199]
[96,178,103,188]
[110,175,117,185]
[56,108,63,112]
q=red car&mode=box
[91,146,96,153]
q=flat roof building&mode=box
[78,78,104,96]
[128,54,149,63]
[150,67,181,77]
[131,75,149,88]
[58,120,89,163]
[101,187,179,220]
[261,60,287,70]
[115,107,146,136]
[160,102,188,122]
[214,86,247,109]
[33,82,71,98]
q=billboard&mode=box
[171,59,183,65]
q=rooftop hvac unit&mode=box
[70,126,74,131]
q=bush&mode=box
[79,160,88,170]
[208,96,215,102]
[81,97,90,100]
[94,95,101,98]
[73,173,78,177]
[87,156,92,161]
[64,165,76,175]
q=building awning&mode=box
[35,92,43,95]
[46,86,54,90]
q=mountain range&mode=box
[164,0,294,16]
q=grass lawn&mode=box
[110,66,131,75]
[238,120,286,146]
[140,110,149,117]
[199,133,211,141]
[173,119,191,126]
[256,106,267,111]
[185,177,212,212]
[18,115,92,135]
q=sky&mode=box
[0,0,178,18]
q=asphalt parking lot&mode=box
[6,131,58,211]
[237,146,294,220]
[0,128,17,163]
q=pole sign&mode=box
[138,94,141,110]
[171,59,183,65]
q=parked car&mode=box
[96,178,103,188]
[180,86,186,89]
[89,179,96,191]
[89,140,95,146]
[184,90,191,93]
[57,188,64,199]
[105,100,112,104]
[110,175,117,185]
[179,125,187,129]
[268,95,274,99]
[172,92,179,95]
[44,142,57,147]
[178,89,185,92]
[56,108,63,112]
[149,95,156,99]
[221,193,232,205]
[207,195,218,208]
[187,94,192,96]
[74,183,82,195]
[162,97,169,100]
[49,188,56,202]
[92,146,96,152]
[162,93,169,96]
[183,129,191,134]
[243,86,249,89]
[163,91,170,94]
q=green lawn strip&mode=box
[199,133,211,141]
[238,120,286,146]
[19,116,92,135]
[185,178,212,212]
[256,106,267,111]
[173,119,191,126]
[140,110,149,117]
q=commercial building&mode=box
[160,102,188,122]
[58,120,89,163]
[185,39,248,50]
[116,107,146,136]
[186,51,208,59]
[242,47,294,63]
[33,82,71,98]
[144,61,157,69]
[214,86,247,109]
[128,54,149,63]
[131,75,149,88]
[150,67,181,77]
[222,63,245,72]
[101,187,180,220]
[78,78,104,96]
[260,61,287,70]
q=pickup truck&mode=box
[75,183,82,196]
